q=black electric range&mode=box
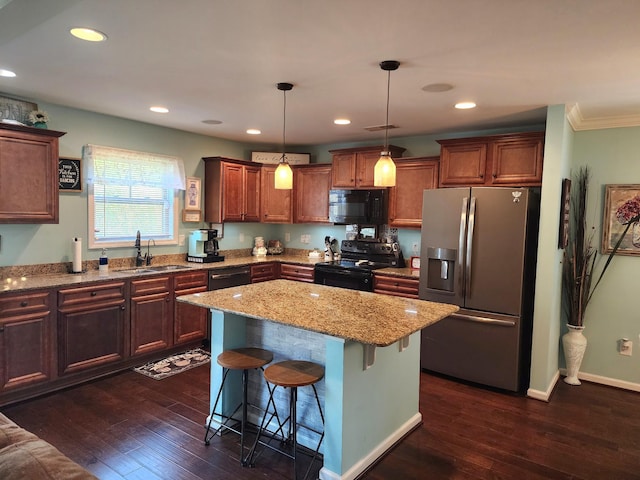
[314,240,405,291]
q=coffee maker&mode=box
[186,229,224,263]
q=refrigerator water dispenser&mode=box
[426,247,456,292]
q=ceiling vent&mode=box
[364,124,398,132]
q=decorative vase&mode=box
[33,122,47,129]
[562,324,587,385]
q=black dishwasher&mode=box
[204,266,251,346]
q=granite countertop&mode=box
[0,254,319,293]
[177,279,458,347]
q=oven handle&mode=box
[315,268,371,278]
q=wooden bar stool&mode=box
[204,347,274,465]
[247,360,325,480]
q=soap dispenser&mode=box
[99,248,109,275]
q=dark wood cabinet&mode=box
[130,276,172,356]
[57,281,127,376]
[174,271,208,345]
[251,263,279,283]
[373,274,419,299]
[330,145,405,188]
[203,157,261,223]
[260,165,292,223]
[388,157,439,228]
[438,132,544,187]
[0,124,66,224]
[280,263,315,283]
[294,164,332,223]
[0,290,55,392]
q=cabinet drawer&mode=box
[280,264,314,283]
[131,276,171,296]
[174,270,208,290]
[58,282,126,308]
[0,291,51,317]
[374,275,419,298]
[251,263,279,283]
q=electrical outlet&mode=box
[619,338,632,356]
[412,242,419,255]
[285,232,290,242]
[239,233,245,243]
[178,234,185,246]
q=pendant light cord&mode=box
[384,68,390,151]
[282,89,287,162]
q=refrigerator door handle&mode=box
[454,313,517,327]
[465,196,476,298]
[457,196,468,295]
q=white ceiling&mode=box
[2,0,640,146]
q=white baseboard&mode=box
[318,413,422,480]
[527,369,560,402]
[558,368,640,393]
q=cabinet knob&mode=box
[0,325,4,333]
[120,305,125,311]
[20,301,28,307]
[493,173,497,178]
[166,297,170,302]
[91,291,97,296]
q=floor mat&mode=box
[133,348,210,380]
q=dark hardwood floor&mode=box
[2,364,639,480]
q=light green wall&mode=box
[566,126,640,384]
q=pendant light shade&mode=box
[275,82,294,190]
[374,60,400,187]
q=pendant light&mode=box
[274,82,294,190]
[374,60,400,187]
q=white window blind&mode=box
[84,144,186,248]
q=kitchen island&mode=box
[177,279,458,480]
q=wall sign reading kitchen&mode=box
[58,157,82,192]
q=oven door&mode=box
[314,265,373,291]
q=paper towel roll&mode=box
[72,237,82,273]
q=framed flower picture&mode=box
[601,184,640,256]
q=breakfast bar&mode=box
[177,279,458,480]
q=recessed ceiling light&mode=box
[246,129,261,135]
[455,102,477,109]
[423,83,454,92]
[150,106,169,113]
[334,118,351,125]
[202,119,222,125]
[0,69,16,78]
[69,27,107,42]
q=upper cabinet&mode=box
[330,145,405,188]
[260,165,292,223]
[294,164,332,224]
[0,124,66,224]
[388,157,439,228]
[203,157,260,223]
[438,132,544,187]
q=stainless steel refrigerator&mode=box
[419,187,539,392]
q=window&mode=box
[84,144,185,249]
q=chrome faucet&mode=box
[135,231,144,267]
[145,239,156,266]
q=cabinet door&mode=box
[389,158,439,228]
[373,274,419,298]
[250,263,279,283]
[174,285,208,344]
[280,263,315,283]
[0,126,64,224]
[222,162,245,222]
[489,135,544,185]
[58,300,127,375]
[439,142,487,186]
[355,150,382,188]
[0,291,55,392]
[243,165,261,222]
[130,276,172,356]
[260,166,292,223]
[294,165,332,223]
[332,153,357,188]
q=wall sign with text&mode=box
[59,157,82,192]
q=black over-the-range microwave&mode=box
[328,189,388,225]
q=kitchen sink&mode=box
[145,264,192,271]
[118,268,155,274]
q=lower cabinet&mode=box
[373,274,419,299]
[130,276,172,356]
[251,263,279,283]
[0,290,55,393]
[174,271,208,345]
[57,281,127,376]
[280,263,315,283]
